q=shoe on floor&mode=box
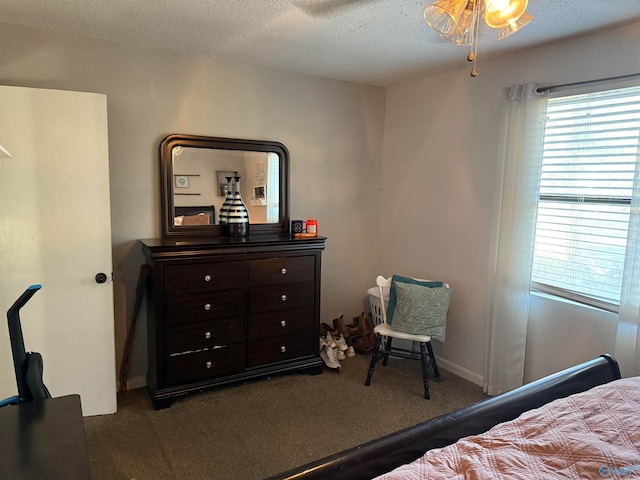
[332,315,353,340]
[345,346,356,358]
[320,322,338,337]
[333,334,348,352]
[324,332,337,349]
[319,342,341,370]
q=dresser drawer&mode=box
[247,331,313,367]
[165,345,246,386]
[249,281,314,314]
[164,261,246,294]
[165,289,245,326]
[166,317,245,354]
[249,309,313,339]
[249,256,315,286]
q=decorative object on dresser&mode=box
[140,135,325,409]
[218,175,234,224]
[224,175,250,237]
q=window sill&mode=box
[529,290,613,315]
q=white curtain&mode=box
[616,147,640,378]
[484,84,549,396]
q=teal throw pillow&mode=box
[386,274,443,324]
[391,281,452,342]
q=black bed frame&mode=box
[266,354,621,480]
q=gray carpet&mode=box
[84,353,486,480]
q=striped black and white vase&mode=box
[225,176,249,237]
[218,176,234,225]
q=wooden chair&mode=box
[365,275,451,399]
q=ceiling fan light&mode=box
[497,10,533,40]
[441,4,476,45]
[484,0,528,29]
[424,0,468,35]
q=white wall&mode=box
[382,21,640,384]
[525,294,618,383]
[0,23,385,391]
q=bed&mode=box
[174,205,215,225]
[266,354,634,480]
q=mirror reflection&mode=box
[159,134,289,238]
[172,147,280,226]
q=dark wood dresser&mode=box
[139,235,325,409]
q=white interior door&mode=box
[0,85,116,416]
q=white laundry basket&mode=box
[367,286,390,327]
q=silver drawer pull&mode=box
[205,361,213,369]
[204,274,212,282]
[280,268,287,275]
[280,346,287,353]
[204,303,212,311]
[204,331,212,339]
[280,320,287,327]
[280,294,287,302]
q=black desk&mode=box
[0,394,91,479]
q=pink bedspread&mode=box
[375,377,640,480]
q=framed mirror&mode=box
[160,134,290,237]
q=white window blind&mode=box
[531,85,640,311]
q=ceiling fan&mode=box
[424,0,532,76]
[297,0,533,77]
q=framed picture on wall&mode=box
[175,175,189,188]
[216,170,237,197]
[253,185,265,199]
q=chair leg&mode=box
[365,334,383,386]
[426,341,440,378]
[419,342,430,400]
[382,336,393,366]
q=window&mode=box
[266,153,280,223]
[531,85,640,312]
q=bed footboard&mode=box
[266,354,620,480]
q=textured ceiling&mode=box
[1,0,640,86]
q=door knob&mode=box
[95,273,108,284]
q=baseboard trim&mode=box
[119,374,146,391]
[382,339,484,387]
[437,358,483,387]
[118,364,481,391]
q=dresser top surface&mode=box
[139,235,326,255]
